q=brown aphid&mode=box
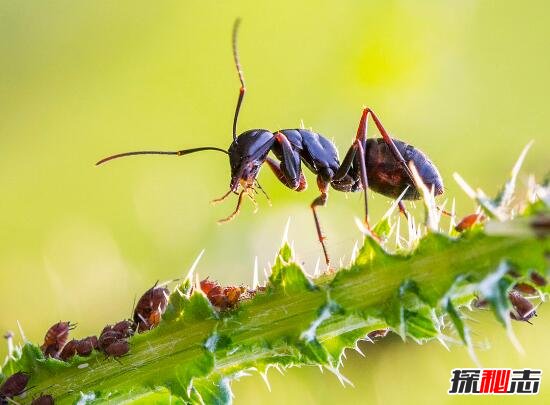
[531,271,547,287]
[367,328,390,341]
[203,283,226,308]
[31,394,55,405]
[509,290,537,323]
[41,321,75,358]
[112,320,135,338]
[507,268,521,278]
[200,278,219,296]
[99,323,115,336]
[200,279,243,309]
[87,335,99,349]
[98,330,123,352]
[223,286,242,308]
[0,371,30,399]
[75,336,98,357]
[455,213,486,232]
[104,339,130,358]
[514,282,538,295]
[133,284,170,332]
[58,339,78,361]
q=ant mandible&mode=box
[96,19,444,266]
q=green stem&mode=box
[13,227,547,404]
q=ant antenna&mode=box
[232,18,246,142]
[96,146,228,166]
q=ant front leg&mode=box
[218,190,246,224]
[266,157,307,191]
[311,177,331,267]
[265,131,307,190]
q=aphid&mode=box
[455,213,486,232]
[96,20,444,266]
[75,336,98,357]
[112,320,135,338]
[514,282,538,295]
[58,339,78,361]
[200,279,243,309]
[31,394,55,405]
[98,328,123,352]
[200,279,225,308]
[0,371,30,400]
[59,336,99,361]
[531,271,547,286]
[133,284,170,332]
[199,278,219,296]
[367,328,390,340]
[508,290,537,323]
[104,340,130,358]
[223,286,243,308]
[41,321,75,358]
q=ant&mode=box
[96,19,444,266]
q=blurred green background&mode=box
[0,0,549,403]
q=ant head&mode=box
[228,129,274,191]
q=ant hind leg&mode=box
[310,178,331,267]
[398,201,410,221]
[363,108,415,182]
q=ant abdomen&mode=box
[365,138,443,200]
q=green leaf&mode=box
[165,351,215,400]
[279,242,293,262]
[373,216,392,240]
[478,262,514,326]
[269,262,316,294]
[383,280,438,340]
[163,288,190,322]
[445,298,469,346]
[193,376,232,405]
[183,291,217,323]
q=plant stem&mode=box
[18,229,547,404]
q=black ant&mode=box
[96,19,444,266]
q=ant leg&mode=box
[266,157,307,191]
[273,132,302,188]
[311,178,331,266]
[362,108,415,182]
[246,189,259,213]
[333,109,377,233]
[398,201,410,221]
[254,179,272,205]
[353,108,371,229]
[211,189,234,205]
[218,190,246,224]
[354,140,372,231]
[339,107,372,231]
[333,144,357,181]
